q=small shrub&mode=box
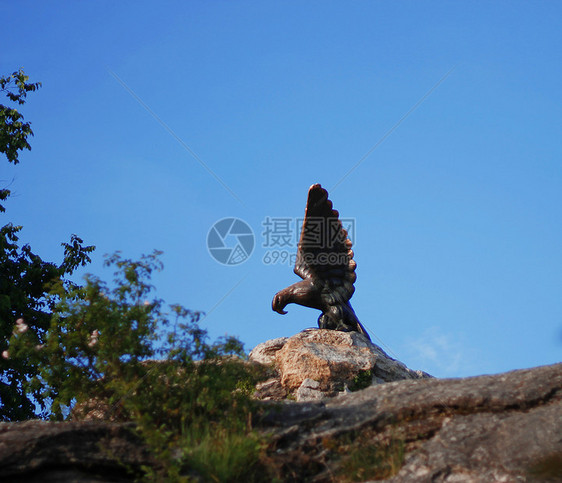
[6,251,270,481]
[349,369,374,392]
[329,432,405,481]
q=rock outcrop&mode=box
[0,420,149,482]
[0,332,560,482]
[263,362,562,482]
[250,329,430,401]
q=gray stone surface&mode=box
[254,377,287,400]
[1,363,560,482]
[262,363,562,482]
[295,378,327,402]
[249,336,289,365]
[0,420,148,482]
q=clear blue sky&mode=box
[2,1,561,377]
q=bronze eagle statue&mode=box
[272,184,371,341]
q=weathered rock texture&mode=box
[263,362,562,482]
[1,363,560,482]
[249,329,430,401]
[249,336,288,365]
[0,420,148,482]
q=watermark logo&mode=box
[262,217,356,248]
[207,216,356,266]
[262,217,356,266]
[207,218,255,266]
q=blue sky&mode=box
[2,1,561,377]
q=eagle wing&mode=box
[293,184,356,306]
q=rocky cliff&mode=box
[250,329,431,401]
[262,361,562,482]
[0,331,560,482]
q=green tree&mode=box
[0,69,41,211]
[8,252,267,481]
[0,69,269,480]
[0,226,94,419]
[0,69,95,420]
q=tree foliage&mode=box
[0,225,94,420]
[7,252,268,481]
[0,69,41,212]
[0,69,270,480]
[0,69,95,420]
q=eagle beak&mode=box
[272,293,288,315]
